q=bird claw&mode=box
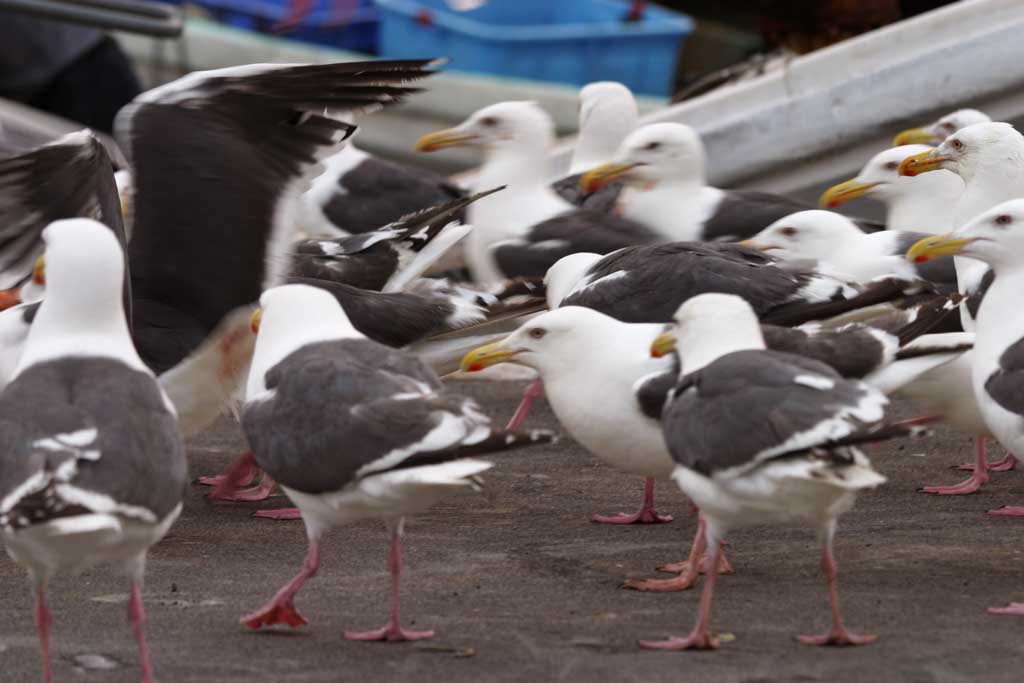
[240,602,307,629]
[252,508,303,521]
[622,573,699,592]
[987,602,1024,616]
[919,472,987,496]
[658,553,733,576]
[797,630,877,646]
[987,506,1024,517]
[957,454,1018,472]
[638,632,720,650]
[343,626,435,642]
[591,510,673,525]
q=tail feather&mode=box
[369,429,557,476]
[764,278,926,327]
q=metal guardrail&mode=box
[0,0,182,37]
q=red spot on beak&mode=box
[826,200,840,208]
[913,255,929,263]
[651,349,663,358]
[467,363,483,372]
[904,170,917,177]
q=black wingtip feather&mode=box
[895,293,966,346]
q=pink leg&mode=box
[505,378,543,431]
[988,602,1024,615]
[638,541,723,650]
[216,473,277,502]
[344,520,435,642]
[798,530,876,646]
[252,507,302,520]
[987,506,1024,517]
[206,452,276,502]
[960,451,1018,472]
[198,451,258,488]
[921,436,989,495]
[623,514,730,592]
[592,477,673,525]
[241,538,320,628]
[35,586,52,683]
[128,582,155,683]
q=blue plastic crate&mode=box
[374,0,693,96]
[190,0,380,53]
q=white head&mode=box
[908,198,1024,273]
[894,108,992,146]
[544,252,603,309]
[570,81,639,172]
[669,293,764,373]
[820,145,963,211]
[900,122,1024,184]
[580,122,706,192]
[460,306,629,377]
[745,210,866,261]
[16,218,138,374]
[415,101,556,159]
[247,283,361,397]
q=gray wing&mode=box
[493,209,659,280]
[561,242,842,323]
[243,339,487,493]
[0,131,125,292]
[634,362,677,421]
[662,349,886,476]
[984,336,1024,418]
[0,358,186,530]
[121,60,439,371]
[761,323,892,378]
[700,190,812,241]
[320,156,465,235]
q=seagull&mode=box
[899,121,1024,330]
[638,293,899,651]
[819,145,964,232]
[239,284,555,639]
[459,306,678,526]
[908,200,1024,540]
[893,108,991,146]
[553,81,639,212]
[742,209,957,287]
[578,123,883,242]
[415,101,654,284]
[0,219,187,683]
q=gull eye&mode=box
[779,226,798,238]
[941,122,957,132]
[951,138,964,151]
[528,327,547,339]
[884,161,899,171]
[479,116,498,127]
[642,141,661,151]
[995,214,1013,227]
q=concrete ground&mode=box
[1,380,1023,683]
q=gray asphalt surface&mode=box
[1,380,1023,682]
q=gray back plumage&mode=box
[0,358,186,528]
[662,349,881,476]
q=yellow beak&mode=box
[0,287,20,310]
[249,308,262,334]
[579,161,640,193]
[32,255,45,286]
[414,128,478,152]
[650,331,677,359]
[893,126,938,146]
[819,178,878,208]
[898,150,949,177]
[460,341,522,372]
[906,232,974,263]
